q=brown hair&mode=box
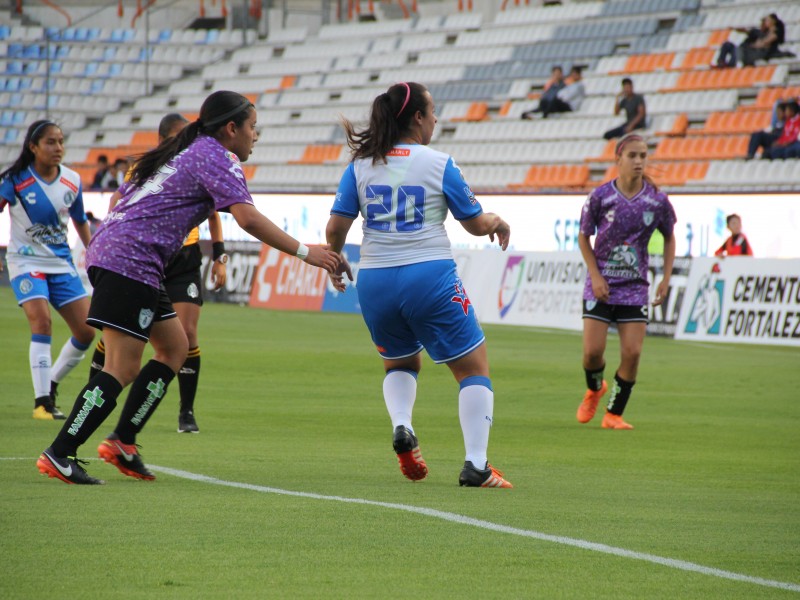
[341,82,429,164]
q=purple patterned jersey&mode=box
[87,135,252,288]
[579,179,676,305]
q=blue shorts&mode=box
[356,260,485,364]
[12,271,88,309]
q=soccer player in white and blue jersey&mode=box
[0,120,95,420]
[326,82,513,488]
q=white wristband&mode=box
[295,243,309,261]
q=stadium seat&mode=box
[688,110,771,136]
[509,164,590,190]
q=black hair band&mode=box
[201,99,252,129]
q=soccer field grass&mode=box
[1,286,798,599]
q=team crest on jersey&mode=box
[586,300,597,311]
[642,211,654,226]
[63,191,76,207]
[138,308,155,330]
[187,283,199,298]
[19,278,33,294]
[225,151,240,163]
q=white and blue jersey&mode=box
[331,144,485,363]
[0,165,86,279]
[331,144,482,269]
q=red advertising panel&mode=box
[249,246,327,311]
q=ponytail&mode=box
[128,91,253,186]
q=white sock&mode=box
[383,369,417,432]
[51,337,90,383]
[29,336,52,399]
[459,377,494,470]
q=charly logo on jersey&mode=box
[606,209,615,224]
[138,308,155,330]
[684,263,724,335]
[643,211,654,226]
[498,255,525,318]
[602,243,639,279]
[25,191,37,205]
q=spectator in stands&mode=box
[745,100,786,159]
[714,214,753,257]
[763,101,800,159]
[521,65,565,119]
[716,13,786,68]
[603,78,647,140]
[112,158,128,188]
[326,81,513,488]
[0,120,95,421]
[539,66,585,118]
[90,154,110,189]
[36,91,341,485]
[575,134,676,430]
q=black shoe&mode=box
[458,460,513,488]
[392,425,428,481]
[97,433,155,480]
[33,396,65,420]
[178,410,199,433]
[37,448,104,485]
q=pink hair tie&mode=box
[396,82,411,118]
[615,134,644,157]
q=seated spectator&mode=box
[90,154,110,190]
[714,214,753,257]
[112,158,129,188]
[763,101,800,159]
[521,65,564,120]
[603,78,646,140]
[539,66,585,119]
[716,13,787,67]
[745,100,786,159]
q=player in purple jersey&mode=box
[326,82,513,488]
[576,134,676,430]
[37,91,341,485]
[0,120,95,421]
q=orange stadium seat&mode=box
[289,144,343,164]
[131,131,159,147]
[452,102,489,122]
[655,113,689,137]
[585,140,617,163]
[707,29,731,47]
[741,86,800,111]
[678,48,716,71]
[614,53,675,74]
[688,110,771,136]
[666,66,776,91]
[602,161,709,187]
[510,164,589,190]
[653,135,748,161]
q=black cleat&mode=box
[33,396,65,420]
[178,410,199,433]
[458,461,513,488]
[37,449,104,485]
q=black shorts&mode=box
[164,244,203,306]
[582,299,649,324]
[87,267,177,342]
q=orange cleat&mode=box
[392,425,428,481]
[601,412,634,430]
[577,380,608,423]
[459,461,513,488]
[97,434,156,480]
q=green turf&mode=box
[0,286,798,599]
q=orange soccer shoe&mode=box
[392,425,428,481]
[458,461,513,488]
[576,380,608,424]
[601,412,634,430]
[97,434,156,480]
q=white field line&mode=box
[4,456,797,592]
[147,464,800,594]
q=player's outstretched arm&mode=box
[460,212,510,250]
[325,214,355,292]
[229,203,340,272]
